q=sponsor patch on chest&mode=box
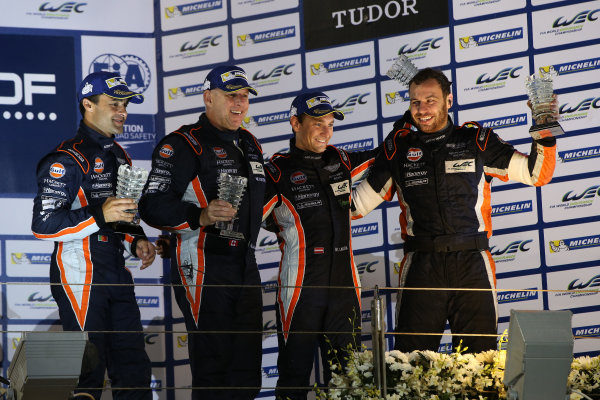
[445,159,475,173]
[330,180,350,195]
[249,161,264,176]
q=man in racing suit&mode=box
[352,68,558,353]
[31,71,155,399]
[262,92,377,400]
[139,65,265,400]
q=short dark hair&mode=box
[290,113,307,135]
[409,68,452,98]
[79,94,101,117]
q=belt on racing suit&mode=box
[404,233,489,253]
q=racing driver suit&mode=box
[138,113,265,400]
[352,111,556,353]
[31,122,152,399]
[262,138,376,399]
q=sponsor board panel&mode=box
[164,112,200,134]
[455,57,530,106]
[330,125,379,154]
[544,221,600,267]
[81,36,158,114]
[0,34,76,194]
[120,115,158,161]
[163,69,210,113]
[7,283,58,320]
[381,69,451,119]
[256,228,282,266]
[454,14,528,63]
[231,0,298,18]
[557,87,600,133]
[149,368,167,399]
[303,0,448,51]
[135,284,165,321]
[162,26,229,72]
[232,13,301,60]
[160,0,227,31]
[452,0,526,20]
[496,274,544,320]
[457,101,532,143]
[541,177,600,222]
[240,54,303,98]
[144,324,167,363]
[262,308,278,350]
[490,230,541,274]
[546,265,600,309]
[328,84,378,127]
[386,206,404,246]
[0,0,154,32]
[554,132,600,178]
[360,294,374,336]
[127,252,164,281]
[532,1,600,49]
[174,364,192,398]
[352,209,384,251]
[6,324,63,363]
[172,322,189,361]
[355,251,386,293]
[240,96,296,139]
[305,42,375,89]
[572,311,600,354]
[534,44,600,90]
[261,351,279,391]
[378,27,451,75]
[6,240,54,278]
[490,186,539,230]
[260,267,279,310]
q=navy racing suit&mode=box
[139,113,266,400]
[352,112,557,352]
[31,122,152,400]
[263,139,375,399]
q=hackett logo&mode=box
[303,0,448,50]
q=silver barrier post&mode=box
[370,286,387,398]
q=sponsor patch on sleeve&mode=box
[445,159,475,173]
[250,161,264,176]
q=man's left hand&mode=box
[136,239,156,270]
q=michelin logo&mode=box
[480,114,528,129]
[559,146,600,163]
[540,58,600,76]
[310,55,370,75]
[237,26,295,46]
[491,200,532,216]
[352,223,378,237]
[573,324,600,338]
[165,0,222,18]
[497,288,538,304]
[336,139,374,152]
[385,90,410,104]
[241,111,290,128]
[459,28,523,49]
[168,84,204,99]
[11,253,52,264]
[549,235,600,253]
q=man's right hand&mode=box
[102,197,137,223]
[199,199,236,226]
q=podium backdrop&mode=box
[1,0,599,398]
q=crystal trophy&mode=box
[386,54,419,87]
[112,164,148,235]
[525,66,564,140]
[215,172,247,240]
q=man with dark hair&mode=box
[352,68,558,353]
[139,65,265,400]
[262,92,376,400]
[32,71,155,399]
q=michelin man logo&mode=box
[310,63,327,75]
[168,87,184,100]
[237,35,251,46]
[459,36,478,49]
[549,240,570,253]
[81,82,93,96]
[165,7,181,18]
[241,117,257,129]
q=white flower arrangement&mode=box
[316,346,600,400]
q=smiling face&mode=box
[292,113,335,154]
[82,94,129,137]
[408,78,453,134]
[204,88,249,132]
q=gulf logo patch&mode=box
[213,147,227,158]
[159,144,174,158]
[290,171,307,185]
[407,148,423,162]
[94,157,104,173]
[49,163,65,178]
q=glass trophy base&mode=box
[219,229,246,240]
[529,120,564,140]
[110,221,145,236]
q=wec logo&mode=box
[357,260,378,274]
[253,64,294,80]
[559,97,600,114]
[39,2,86,13]
[562,186,600,202]
[398,37,442,54]
[568,274,600,290]
[332,93,369,109]
[180,36,221,52]
[490,240,532,256]
[476,67,522,84]
[553,9,600,28]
